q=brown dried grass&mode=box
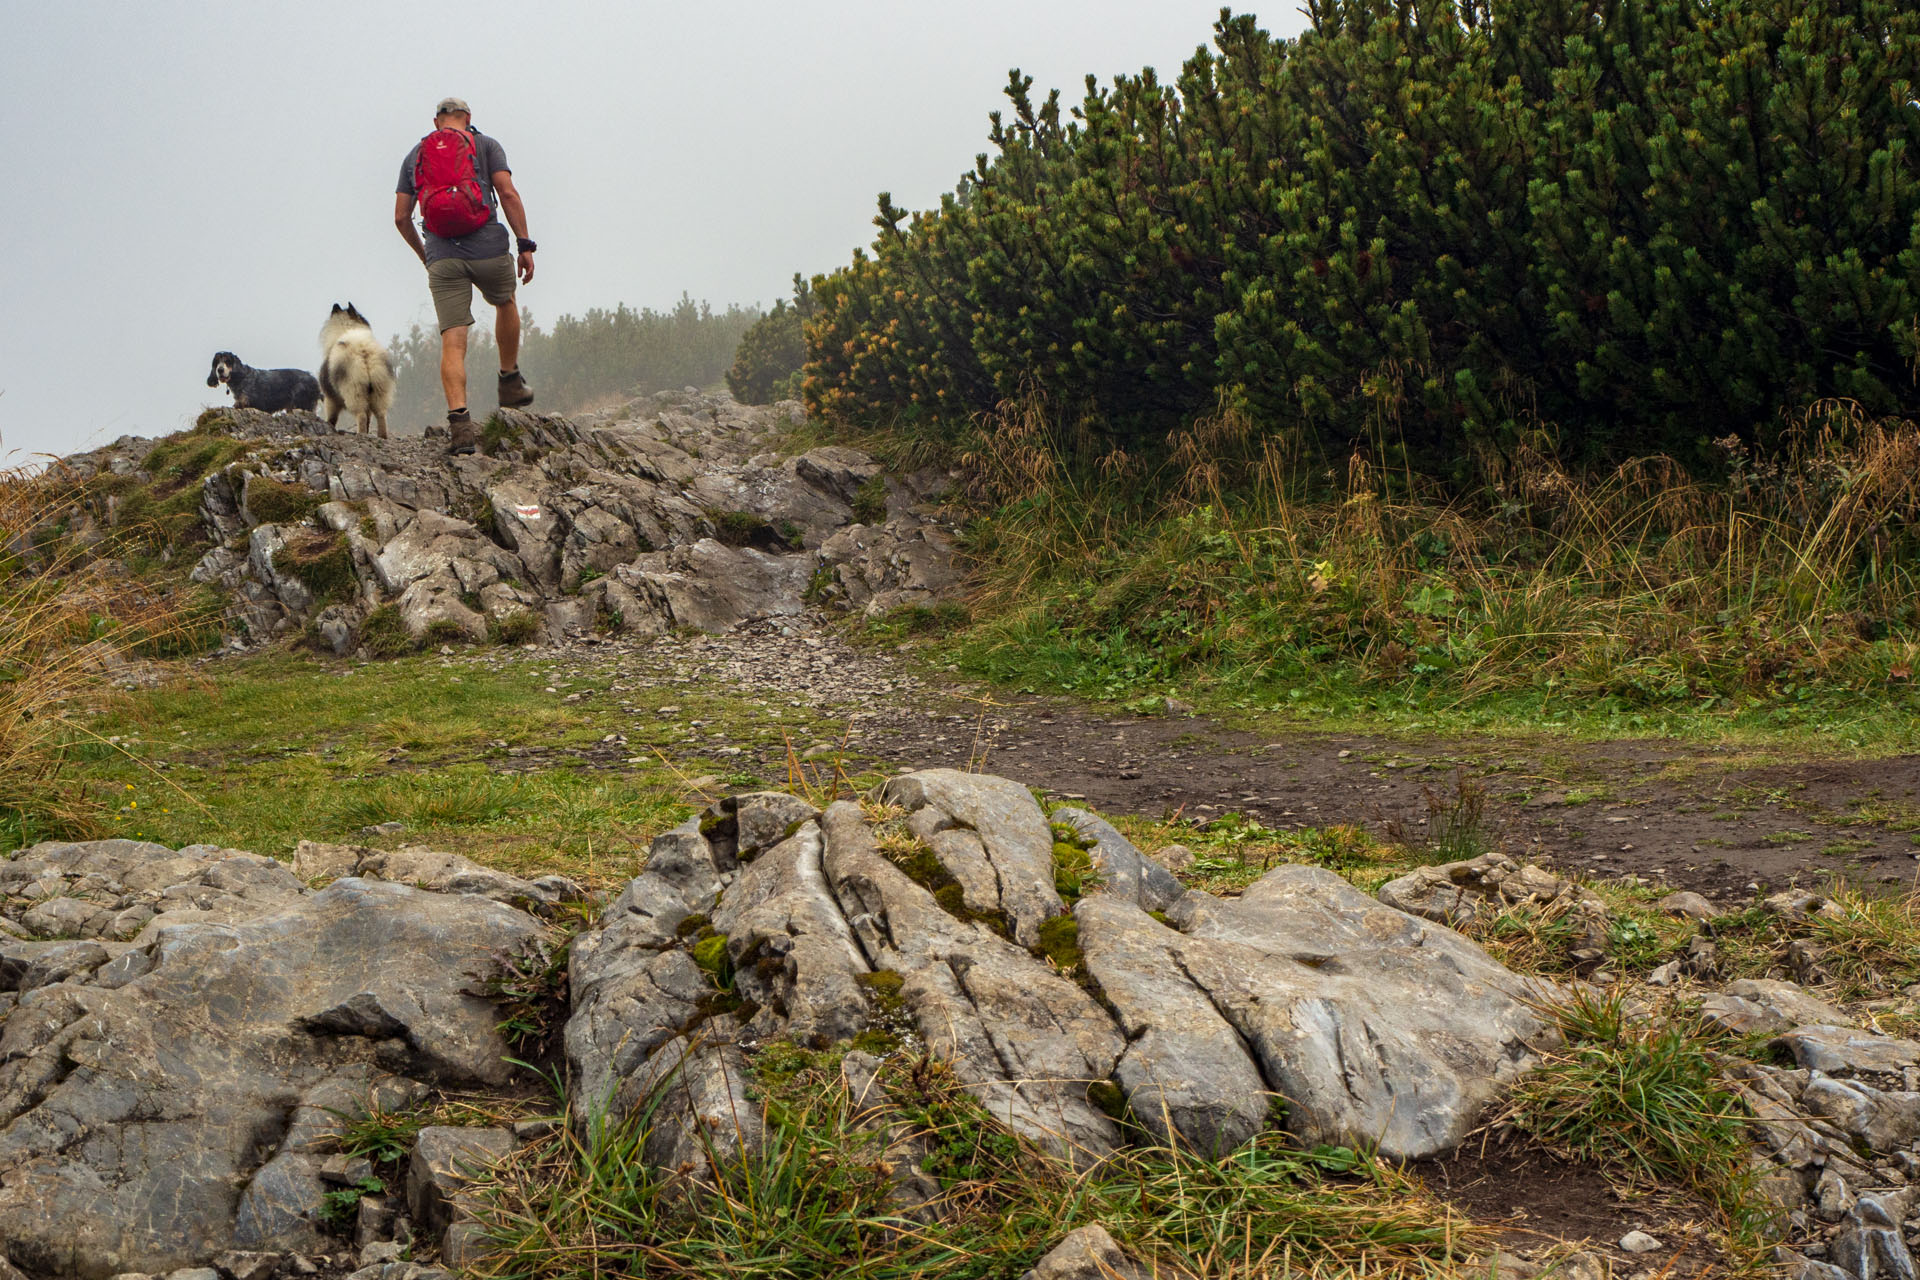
[0,460,193,843]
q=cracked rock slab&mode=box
[879,769,1065,948]
[0,872,541,1277]
[821,801,1122,1164]
[1166,865,1558,1159]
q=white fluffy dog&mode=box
[318,303,396,439]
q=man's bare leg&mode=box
[440,325,469,412]
[496,302,521,375]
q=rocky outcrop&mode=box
[0,837,544,1278]
[560,771,1561,1175]
[51,391,960,652]
[41,776,1904,1276]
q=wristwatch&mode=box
[517,239,538,254]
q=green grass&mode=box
[1504,990,1775,1263]
[912,408,1920,755]
[51,649,845,886]
[472,1049,1480,1280]
[952,611,1920,754]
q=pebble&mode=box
[1618,1231,1662,1254]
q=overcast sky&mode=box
[1,1,1307,461]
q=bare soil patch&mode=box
[1417,1134,1726,1277]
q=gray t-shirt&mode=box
[397,129,512,263]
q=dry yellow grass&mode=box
[0,460,195,843]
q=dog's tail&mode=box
[331,337,396,411]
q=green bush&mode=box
[726,275,812,405]
[806,1,1920,471]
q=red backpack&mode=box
[414,128,491,238]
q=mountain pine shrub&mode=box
[805,0,1920,474]
[727,275,813,405]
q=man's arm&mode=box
[394,193,426,265]
[492,170,534,284]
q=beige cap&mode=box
[435,96,471,116]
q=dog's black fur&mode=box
[206,352,322,414]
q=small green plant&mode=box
[1050,834,1094,902]
[692,932,733,986]
[357,604,416,657]
[317,1175,386,1226]
[488,609,540,646]
[334,1105,427,1166]
[852,474,889,525]
[1034,914,1083,972]
[470,927,577,1056]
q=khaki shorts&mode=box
[428,255,517,332]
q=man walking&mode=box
[394,96,537,455]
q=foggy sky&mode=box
[1,1,1306,461]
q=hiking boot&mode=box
[497,368,534,409]
[447,409,479,456]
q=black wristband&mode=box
[517,239,537,254]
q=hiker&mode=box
[393,95,537,455]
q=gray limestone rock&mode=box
[711,821,872,1049]
[1831,1195,1918,1280]
[563,820,724,1131]
[1802,1074,1920,1151]
[1018,1225,1152,1280]
[1050,808,1183,912]
[1656,891,1722,920]
[405,1126,516,1240]
[821,800,1123,1163]
[879,769,1065,948]
[66,391,963,651]
[0,873,541,1277]
[1169,866,1558,1159]
[1726,979,1856,1029]
[1777,1026,1920,1076]
[1075,895,1270,1154]
[1377,853,1608,952]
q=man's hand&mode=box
[517,250,535,285]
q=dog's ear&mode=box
[207,374,219,387]
[331,303,342,313]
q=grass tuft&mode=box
[489,609,541,646]
[471,1050,1479,1280]
[1504,989,1774,1253]
[245,474,326,527]
[358,604,417,657]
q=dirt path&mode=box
[520,620,1920,903]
